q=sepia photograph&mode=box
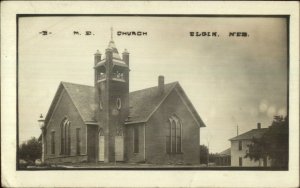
[17,15,288,170]
[1,1,299,187]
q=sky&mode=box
[18,16,288,153]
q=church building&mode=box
[41,37,205,165]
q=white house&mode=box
[229,123,271,167]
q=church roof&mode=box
[44,40,205,128]
[62,82,96,122]
[229,128,268,141]
[45,81,206,128]
[127,82,178,124]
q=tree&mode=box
[208,153,218,163]
[199,145,208,164]
[19,137,42,162]
[245,115,288,168]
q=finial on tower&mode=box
[110,27,113,41]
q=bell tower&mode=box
[94,30,129,163]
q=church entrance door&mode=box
[98,130,104,162]
[115,136,124,161]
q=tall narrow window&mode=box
[60,118,71,155]
[76,128,81,155]
[167,115,182,154]
[51,131,55,154]
[171,120,176,153]
[133,126,139,153]
[166,123,171,154]
[176,119,182,153]
[60,120,65,154]
[67,123,71,155]
[64,121,67,153]
[238,141,242,151]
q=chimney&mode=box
[257,122,261,129]
[158,75,164,95]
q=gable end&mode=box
[44,82,86,128]
[173,85,206,128]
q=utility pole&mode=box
[207,141,210,167]
[206,133,212,167]
[232,116,239,136]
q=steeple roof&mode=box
[94,40,128,68]
[107,40,122,60]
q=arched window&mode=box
[60,118,71,155]
[60,119,65,154]
[175,118,182,153]
[76,128,81,155]
[166,115,182,154]
[67,122,71,155]
[51,131,55,154]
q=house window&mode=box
[60,118,71,155]
[76,128,81,155]
[166,115,182,154]
[239,157,243,167]
[238,141,242,151]
[51,131,55,154]
[133,126,139,153]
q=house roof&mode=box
[229,128,268,141]
[219,148,231,156]
[45,81,206,128]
